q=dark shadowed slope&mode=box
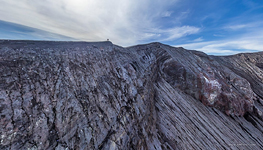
[0,40,263,149]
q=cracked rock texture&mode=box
[0,40,263,150]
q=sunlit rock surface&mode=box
[0,40,263,149]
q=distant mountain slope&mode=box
[0,40,263,149]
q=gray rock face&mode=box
[0,40,263,149]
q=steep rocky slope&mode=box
[0,40,263,149]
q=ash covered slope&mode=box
[0,40,263,150]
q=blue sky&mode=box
[0,0,262,55]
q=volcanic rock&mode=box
[0,40,263,149]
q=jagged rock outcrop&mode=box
[0,40,263,149]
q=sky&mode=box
[0,0,263,55]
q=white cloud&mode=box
[161,11,173,17]
[225,24,248,30]
[0,0,199,46]
[161,26,200,41]
[193,37,204,42]
[224,22,262,31]
[175,33,263,55]
[142,26,200,42]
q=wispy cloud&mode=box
[0,20,74,41]
[225,24,249,30]
[161,26,200,41]
[161,11,173,17]
[224,22,263,31]
[193,37,204,42]
[175,32,263,55]
[0,0,199,46]
[143,26,200,42]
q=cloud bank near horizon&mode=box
[175,21,263,55]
